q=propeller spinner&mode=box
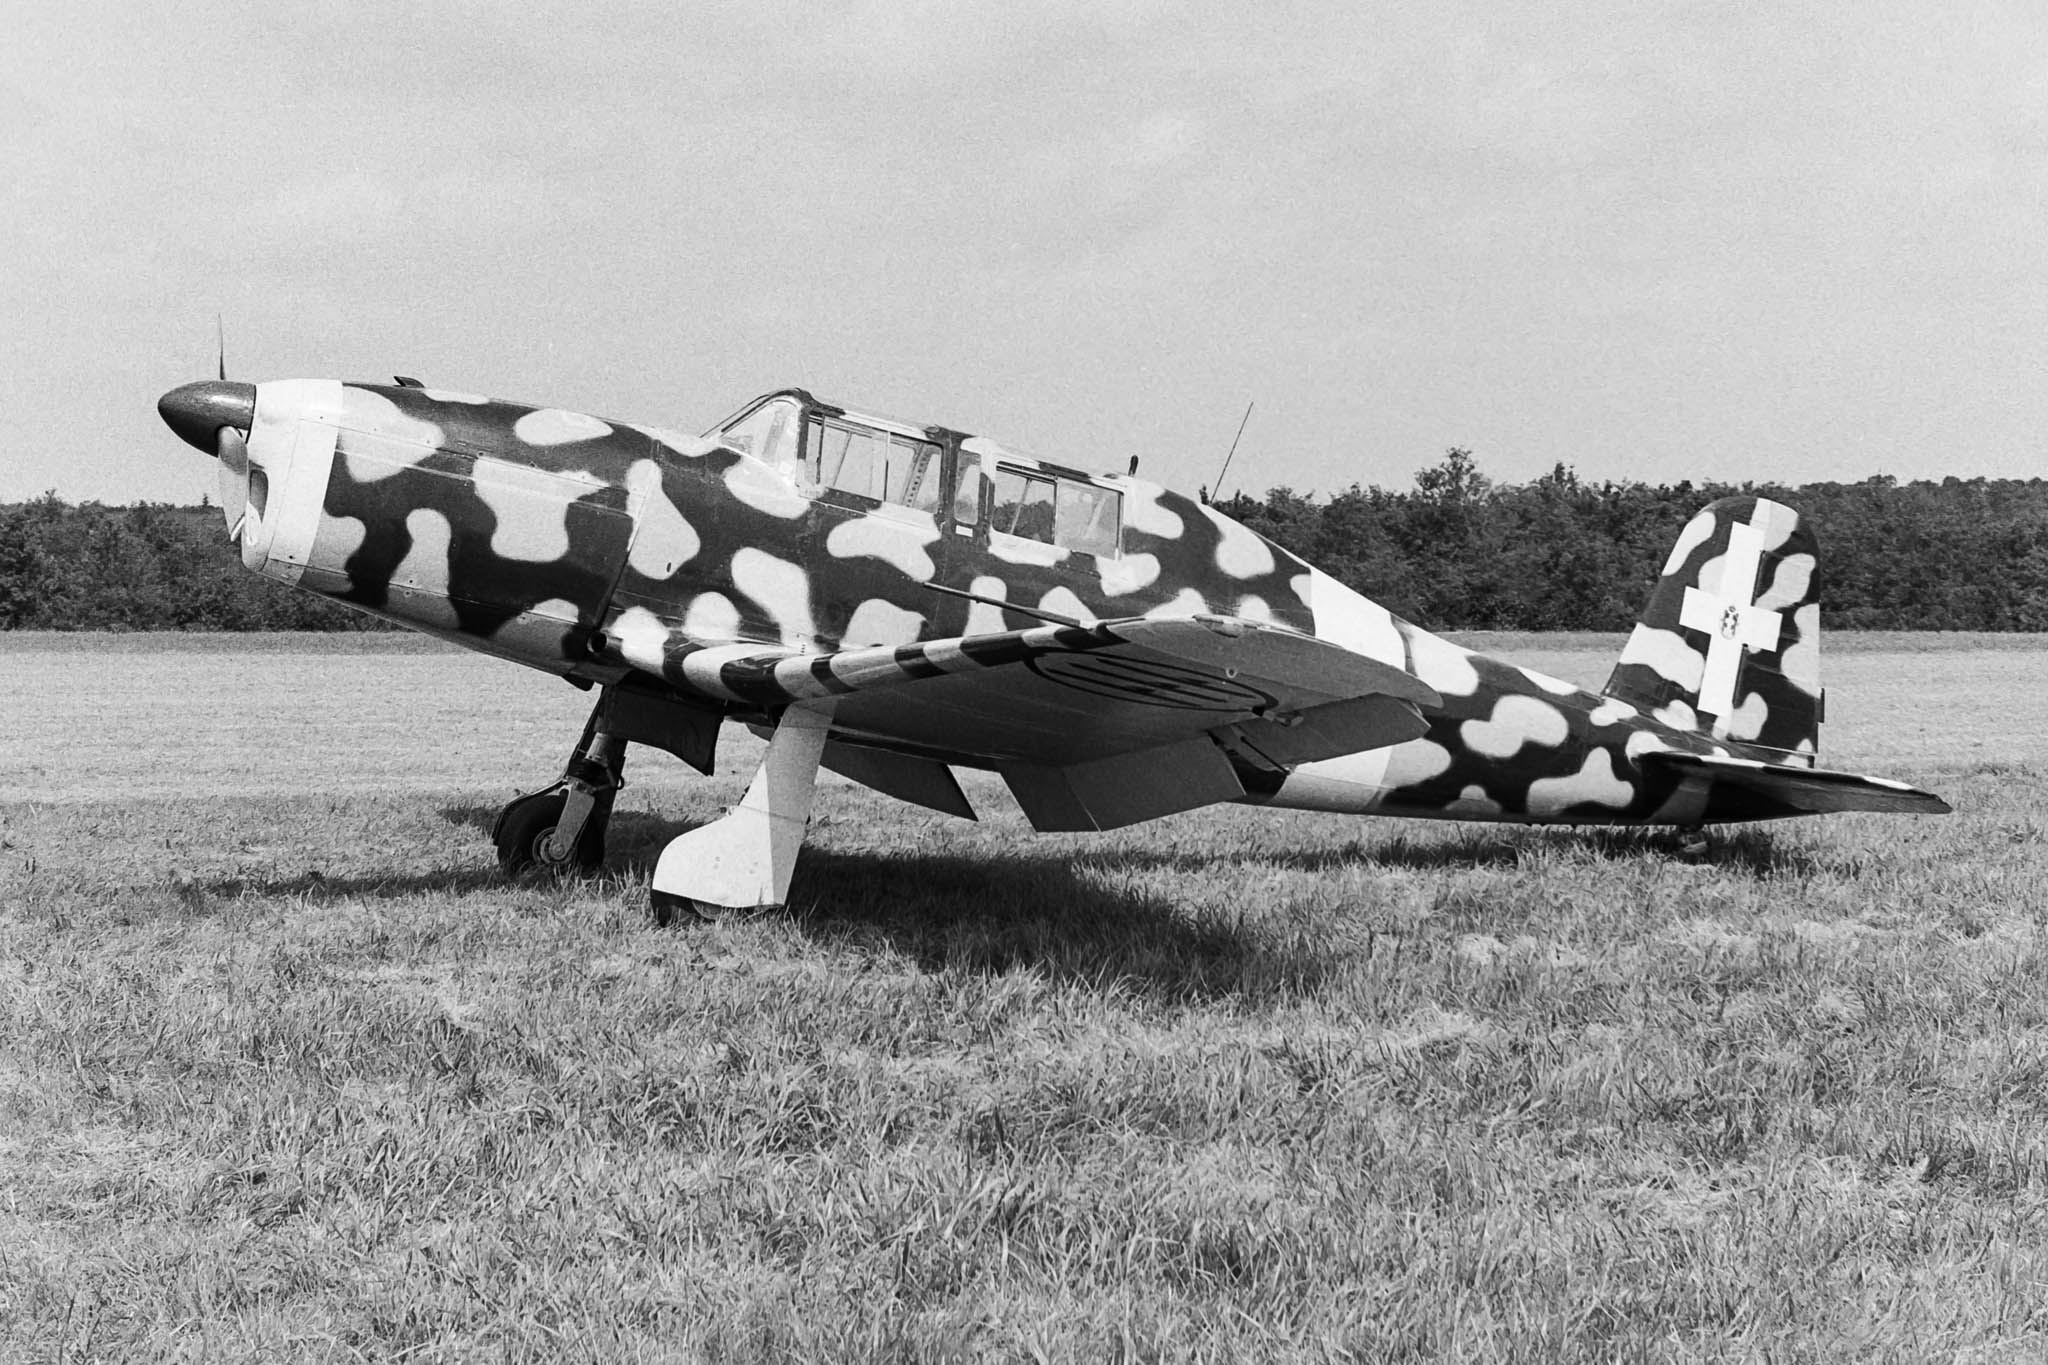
[157,380,258,534]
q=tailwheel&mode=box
[494,786,613,876]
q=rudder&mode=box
[1603,495,1822,761]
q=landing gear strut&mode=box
[493,704,626,876]
[488,680,830,922]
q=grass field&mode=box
[3,632,2045,1361]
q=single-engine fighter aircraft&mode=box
[158,376,1949,915]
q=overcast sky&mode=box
[4,1,2043,504]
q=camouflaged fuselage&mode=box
[234,380,1833,827]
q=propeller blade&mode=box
[216,314,227,381]
[217,426,248,537]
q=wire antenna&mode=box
[1209,400,1255,502]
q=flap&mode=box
[1001,734,1244,832]
[819,741,976,820]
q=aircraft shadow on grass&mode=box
[448,804,1312,1000]
[445,801,1830,883]
[178,810,1832,1004]
[1132,825,1844,879]
[457,799,1821,872]
[467,799,1842,893]
[438,807,1834,1000]
[782,845,1320,1004]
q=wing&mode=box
[609,613,1441,830]
[1641,749,1952,818]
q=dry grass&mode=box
[3,633,2046,1361]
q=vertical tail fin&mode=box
[1603,495,1823,762]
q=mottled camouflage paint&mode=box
[178,377,1946,830]
[1256,495,1848,827]
[1605,496,1820,756]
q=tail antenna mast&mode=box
[1209,400,1255,504]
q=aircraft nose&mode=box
[158,380,258,452]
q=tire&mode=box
[494,788,610,875]
[650,888,716,927]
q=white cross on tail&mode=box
[1677,506,1783,718]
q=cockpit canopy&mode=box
[706,389,1124,559]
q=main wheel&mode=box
[650,888,722,927]
[494,788,611,875]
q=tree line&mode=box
[0,498,378,630]
[1215,453,2048,632]
[5,456,2047,632]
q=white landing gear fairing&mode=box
[652,700,836,917]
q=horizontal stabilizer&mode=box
[1641,750,1951,817]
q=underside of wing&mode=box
[1642,749,1952,819]
[616,614,1440,831]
